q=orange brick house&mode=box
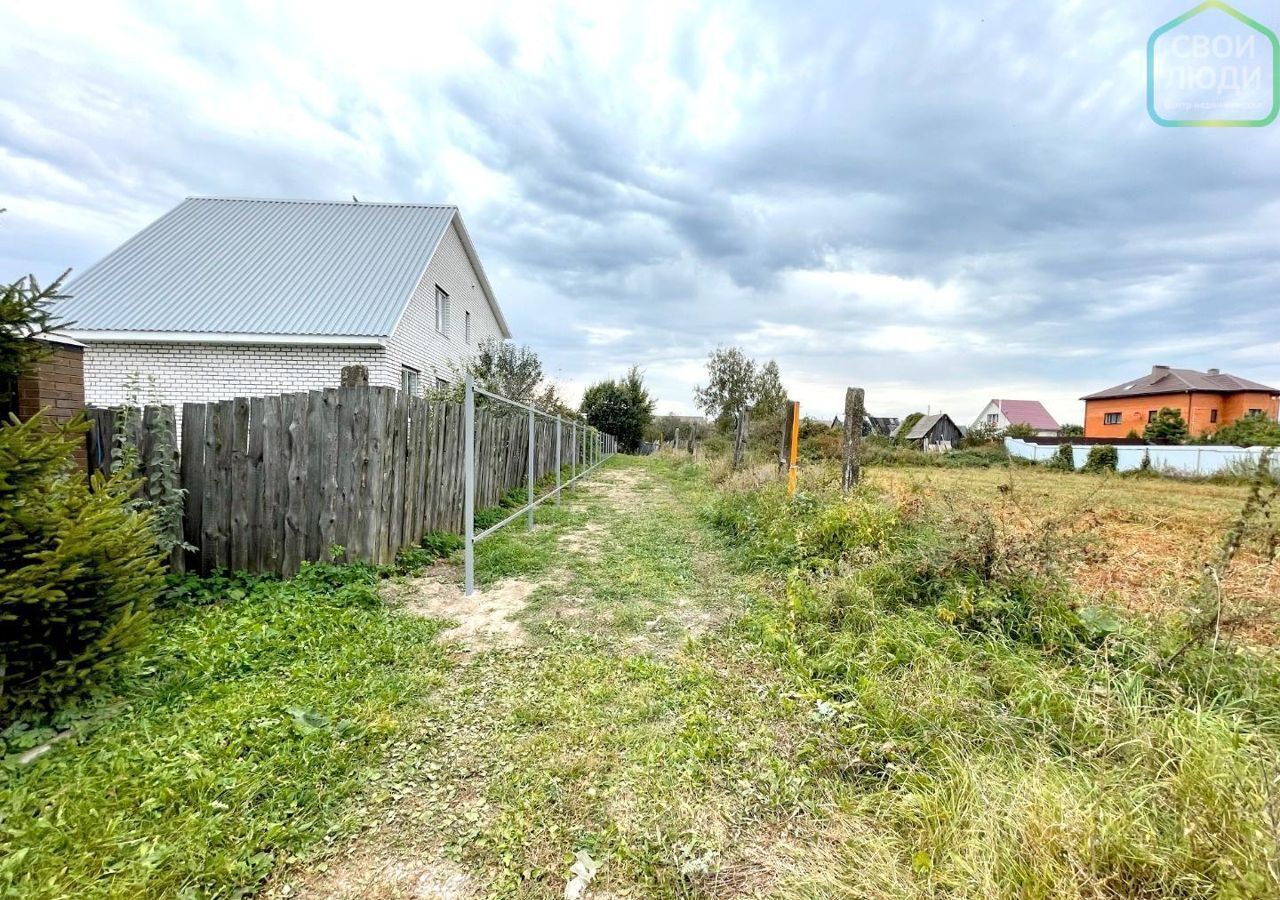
[1082,365,1280,439]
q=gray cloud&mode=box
[3,0,1278,423]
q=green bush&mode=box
[1209,412,1280,447]
[0,415,165,717]
[1045,442,1075,471]
[864,442,1010,469]
[961,421,1001,447]
[1083,444,1118,473]
[893,412,924,446]
[1144,407,1189,445]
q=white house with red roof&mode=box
[972,399,1060,437]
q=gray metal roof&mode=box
[58,197,507,339]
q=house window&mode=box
[1148,410,1158,423]
[465,310,472,344]
[986,413,999,426]
[436,377,449,391]
[1210,409,1219,424]
[1248,408,1264,417]
[1103,412,1122,425]
[400,366,421,397]
[434,286,449,334]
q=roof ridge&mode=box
[186,196,459,210]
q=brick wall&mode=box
[1085,391,1280,438]
[83,342,388,431]
[17,343,85,427]
[383,219,508,387]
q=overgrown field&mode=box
[709,458,1280,896]
[871,465,1280,645]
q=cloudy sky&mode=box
[3,0,1278,423]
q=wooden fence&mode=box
[86,386,599,577]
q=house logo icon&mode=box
[1148,1,1279,126]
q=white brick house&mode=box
[59,197,511,421]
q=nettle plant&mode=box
[112,373,193,556]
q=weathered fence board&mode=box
[86,385,603,578]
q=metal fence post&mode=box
[571,419,577,486]
[464,374,475,596]
[527,404,535,531]
[555,415,562,505]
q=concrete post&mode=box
[842,387,865,491]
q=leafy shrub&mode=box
[1209,412,1280,447]
[1144,407,1189,445]
[1004,422,1035,439]
[1045,442,1076,471]
[395,532,464,573]
[893,412,924,446]
[864,442,1010,469]
[1,415,165,717]
[1083,444,1118,473]
[962,421,1003,447]
[798,426,841,461]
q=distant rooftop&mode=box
[992,399,1059,431]
[1082,366,1279,401]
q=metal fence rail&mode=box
[463,374,617,595]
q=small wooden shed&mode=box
[905,413,964,452]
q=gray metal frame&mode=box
[463,374,617,595]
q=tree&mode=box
[1143,407,1189,445]
[1004,422,1035,439]
[1058,424,1084,437]
[2,257,163,716]
[580,366,656,453]
[694,347,788,468]
[2,416,164,717]
[454,338,544,402]
[753,360,788,419]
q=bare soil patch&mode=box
[285,850,475,899]
[385,567,538,649]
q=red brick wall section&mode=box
[16,345,87,469]
[17,345,86,426]
[1084,391,1280,438]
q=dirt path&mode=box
[277,456,821,900]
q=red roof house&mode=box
[971,399,1060,436]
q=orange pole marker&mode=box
[787,400,800,496]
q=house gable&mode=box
[383,220,509,385]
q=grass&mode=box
[870,463,1280,644]
[6,453,1280,897]
[0,564,452,898]
[707,458,1280,896]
